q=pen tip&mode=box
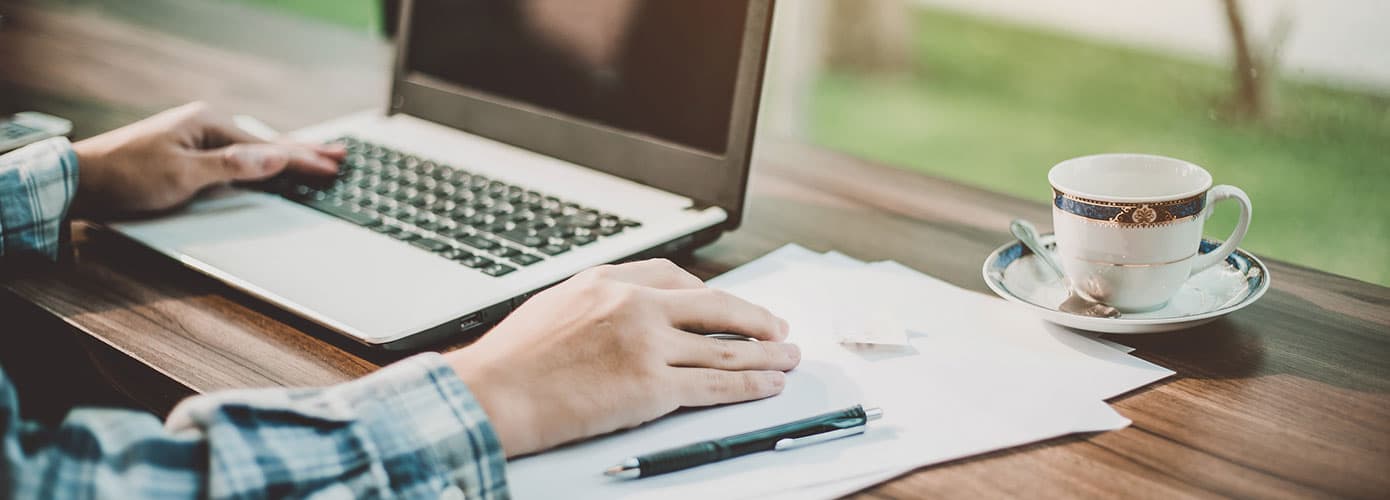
[604,459,642,479]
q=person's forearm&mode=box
[3,353,508,499]
[0,137,78,260]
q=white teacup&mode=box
[1049,154,1252,312]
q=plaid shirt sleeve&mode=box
[3,350,509,499]
[0,137,79,260]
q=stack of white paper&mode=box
[507,245,1174,499]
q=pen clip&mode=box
[773,425,866,451]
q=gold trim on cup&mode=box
[1052,189,1206,227]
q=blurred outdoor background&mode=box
[238,0,1389,286]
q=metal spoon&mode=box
[703,332,756,342]
[1009,219,1121,319]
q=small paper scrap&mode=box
[832,307,910,346]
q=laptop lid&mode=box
[389,0,774,228]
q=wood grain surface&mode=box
[2,1,1387,498]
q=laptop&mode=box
[109,0,775,350]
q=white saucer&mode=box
[982,233,1270,334]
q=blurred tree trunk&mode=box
[1221,0,1266,120]
[822,0,913,74]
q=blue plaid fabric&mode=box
[0,137,77,260]
[1,139,510,499]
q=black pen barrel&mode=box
[635,405,868,477]
[637,441,728,477]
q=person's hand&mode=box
[445,259,800,457]
[71,102,344,216]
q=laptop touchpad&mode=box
[110,188,489,340]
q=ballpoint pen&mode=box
[604,404,884,479]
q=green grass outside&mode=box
[810,7,1390,285]
[234,0,380,33]
[238,1,1390,285]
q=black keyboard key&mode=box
[431,199,456,212]
[481,263,516,277]
[285,184,316,200]
[492,246,520,258]
[544,236,570,248]
[304,199,381,227]
[459,235,498,250]
[536,225,574,239]
[596,226,623,237]
[455,224,483,238]
[392,230,420,242]
[571,234,597,246]
[539,244,570,256]
[510,254,542,266]
[511,210,537,222]
[441,247,470,260]
[452,205,477,219]
[458,254,492,268]
[410,193,436,208]
[563,213,601,228]
[499,228,545,248]
[465,213,495,227]
[390,205,419,221]
[620,219,642,228]
[410,238,449,253]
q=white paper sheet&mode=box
[505,245,1173,499]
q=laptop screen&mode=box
[404,0,751,156]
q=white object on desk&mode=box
[505,245,1174,499]
[982,233,1271,334]
[0,111,72,153]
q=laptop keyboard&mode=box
[264,136,641,277]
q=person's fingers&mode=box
[670,368,786,407]
[663,330,800,371]
[657,288,789,341]
[190,143,293,186]
[279,143,341,176]
[313,142,349,159]
[589,259,706,290]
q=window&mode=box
[764,0,1390,285]
[239,0,1389,285]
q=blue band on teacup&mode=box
[1053,189,1205,226]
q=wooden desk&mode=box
[3,1,1387,497]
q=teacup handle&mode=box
[1190,185,1252,275]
